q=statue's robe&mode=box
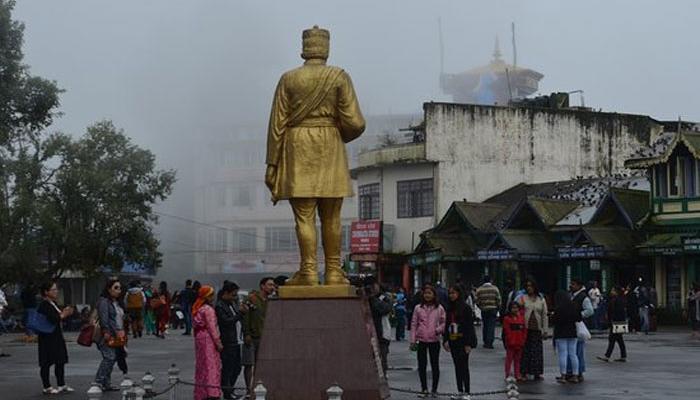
[266,62,365,201]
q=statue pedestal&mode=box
[255,296,390,400]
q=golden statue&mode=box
[265,26,365,287]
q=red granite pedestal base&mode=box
[254,297,390,400]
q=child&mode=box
[503,302,528,381]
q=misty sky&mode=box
[14,0,700,160]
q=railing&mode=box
[85,364,518,400]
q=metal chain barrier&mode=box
[390,386,509,398]
[102,364,518,400]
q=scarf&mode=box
[192,285,215,317]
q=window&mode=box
[682,157,696,197]
[216,187,227,207]
[265,227,298,251]
[397,178,434,218]
[654,164,668,198]
[217,229,228,251]
[340,225,351,251]
[232,228,257,253]
[232,186,253,207]
[359,183,380,220]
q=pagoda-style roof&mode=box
[588,188,650,228]
[625,130,700,168]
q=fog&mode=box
[12,0,700,283]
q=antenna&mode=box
[438,17,445,75]
[511,22,517,68]
[505,68,513,102]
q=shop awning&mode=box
[637,233,684,255]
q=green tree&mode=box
[0,0,62,284]
[39,121,175,278]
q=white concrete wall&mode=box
[355,163,435,253]
[425,103,661,215]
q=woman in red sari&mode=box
[156,281,171,338]
[192,285,223,400]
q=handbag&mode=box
[612,321,629,334]
[77,324,95,347]
[107,334,127,348]
[576,321,591,341]
[26,309,56,334]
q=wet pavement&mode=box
[1,327,698,399]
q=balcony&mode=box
[352,143,428,175]
[651,196,700,224]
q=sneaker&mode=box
[568,376,580,384]
[577,374,584,382]
[555,375,567,384]
[431,392,438,398]
[461,395,471,400]
[42,387,59,395]
[596,356,610,362]
[614,358,627,362]
[56,386,74,393]
[417,391,429,398]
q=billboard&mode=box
[351,220,382,254]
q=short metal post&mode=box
[326,383,343,400]
[505,376,519,399]
[87,383,103,400]
[142,371,155,394]
[120,376,133,400]
[254,381,267,400]
[132,385,146,400]
[167,364,180,400]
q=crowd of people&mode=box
[0,275,699,398]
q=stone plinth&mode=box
[255,297,390,400]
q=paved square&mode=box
[0,327,697,399]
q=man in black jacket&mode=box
[367,282,392,377]
[216,282,247,400]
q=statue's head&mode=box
[301,25,329,60]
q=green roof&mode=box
[626,131,700,168]
[610,188,649,225]
[453,201,506,232]
[581,226,640,253]
[417,232,480,257]
[527,197,580,226]
[637,233,684,248]
[499,229,557,255]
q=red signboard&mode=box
[351,220,382,254]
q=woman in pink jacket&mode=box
[410,286,446,398]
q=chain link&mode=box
[390,386,509,398]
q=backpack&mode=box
[126,291,144,309]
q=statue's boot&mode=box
[286,264,319,286]
[324,263,350,286]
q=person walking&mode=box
[688,282,700,339]
[503,301,527,382]
[155,281,171,338]
[597,286,627,362]
[443,285,477,400]
[625,284,640,333]
[181,279,194,336]
[37,281,74,394]
[95,278,126,392]
[368,282,393,377]
[125,281,146,339]
[143,283,156,335]
[192,285,223,400]
[394,287,408,341]
[410,285,446,398]
[242,277,275,396]
[568,278,593,381]
[552,290,582,384]
[635,280,651,335]
[216,282,247,400]
[475,276,501,349]
[588,281,603,331]
[518,278,548,381]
